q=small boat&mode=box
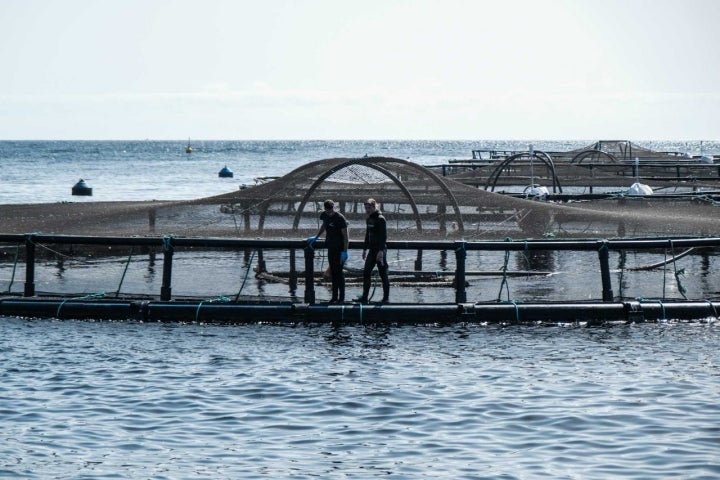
[185,138,193,154]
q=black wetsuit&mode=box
[320,210,348,302]
[361,210,390,302]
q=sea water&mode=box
[1,318,719,479]
[1,139,717,204]
[1,140,720,478]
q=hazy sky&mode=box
[1,0,718,140]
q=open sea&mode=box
[2,140,720,478]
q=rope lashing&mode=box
[162,236,173,253]
[638,297,666,321]
[57,292,105,318]
[497,300,520,323]
[195,296,230,322]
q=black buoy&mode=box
[71,179,93,196]
[218,166,234,178]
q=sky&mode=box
[0,0,718,140]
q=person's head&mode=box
[363,198,377,214]
[323,199,335,212]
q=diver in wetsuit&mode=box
[310,199,349,303]
[359,198,389,304]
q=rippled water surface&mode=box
[2,318,719,479]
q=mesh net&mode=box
[4,149,720,241]
[195,153,720,240]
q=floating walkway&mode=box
[1,233,719,325]
[1,296,719,325]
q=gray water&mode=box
[1,139,718,205]
[1,318,719,479]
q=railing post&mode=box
[598,241,613,301]
[160,237,174,301]
[289,249,297,294]
[303,245,315,304]
[455,241,467,303]
[24,235,35,297]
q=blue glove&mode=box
[340,251,348,263]
[306,236,318,246]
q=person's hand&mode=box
[375,250,384,266]
[340,251,348,263]
[306,236,318,246]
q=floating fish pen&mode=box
[1,233,719,325]
[446,140,720,193]
[2,145,720,324]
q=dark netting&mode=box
[6,150,719,240]
[186,154,720,240]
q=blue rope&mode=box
[498,300,520,323]
[57,292,105,318]
[195,296,230,322]
[235,250,256,301]
[162,236,173,253]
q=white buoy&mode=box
[627,182,653,195]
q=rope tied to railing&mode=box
[637,297,666,321]
[618,249,627,298]
[162,236,174,253]
[497,237,513,303]
[235,250,256,301]
[669,239,688,299]
[114,246,134,298]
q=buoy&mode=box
[523,184,549,199]
[71,179,93,196]
[627,182,653,196]
[218,166,234,178]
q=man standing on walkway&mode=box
[359,198,390,304]
[310,199,349,303]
